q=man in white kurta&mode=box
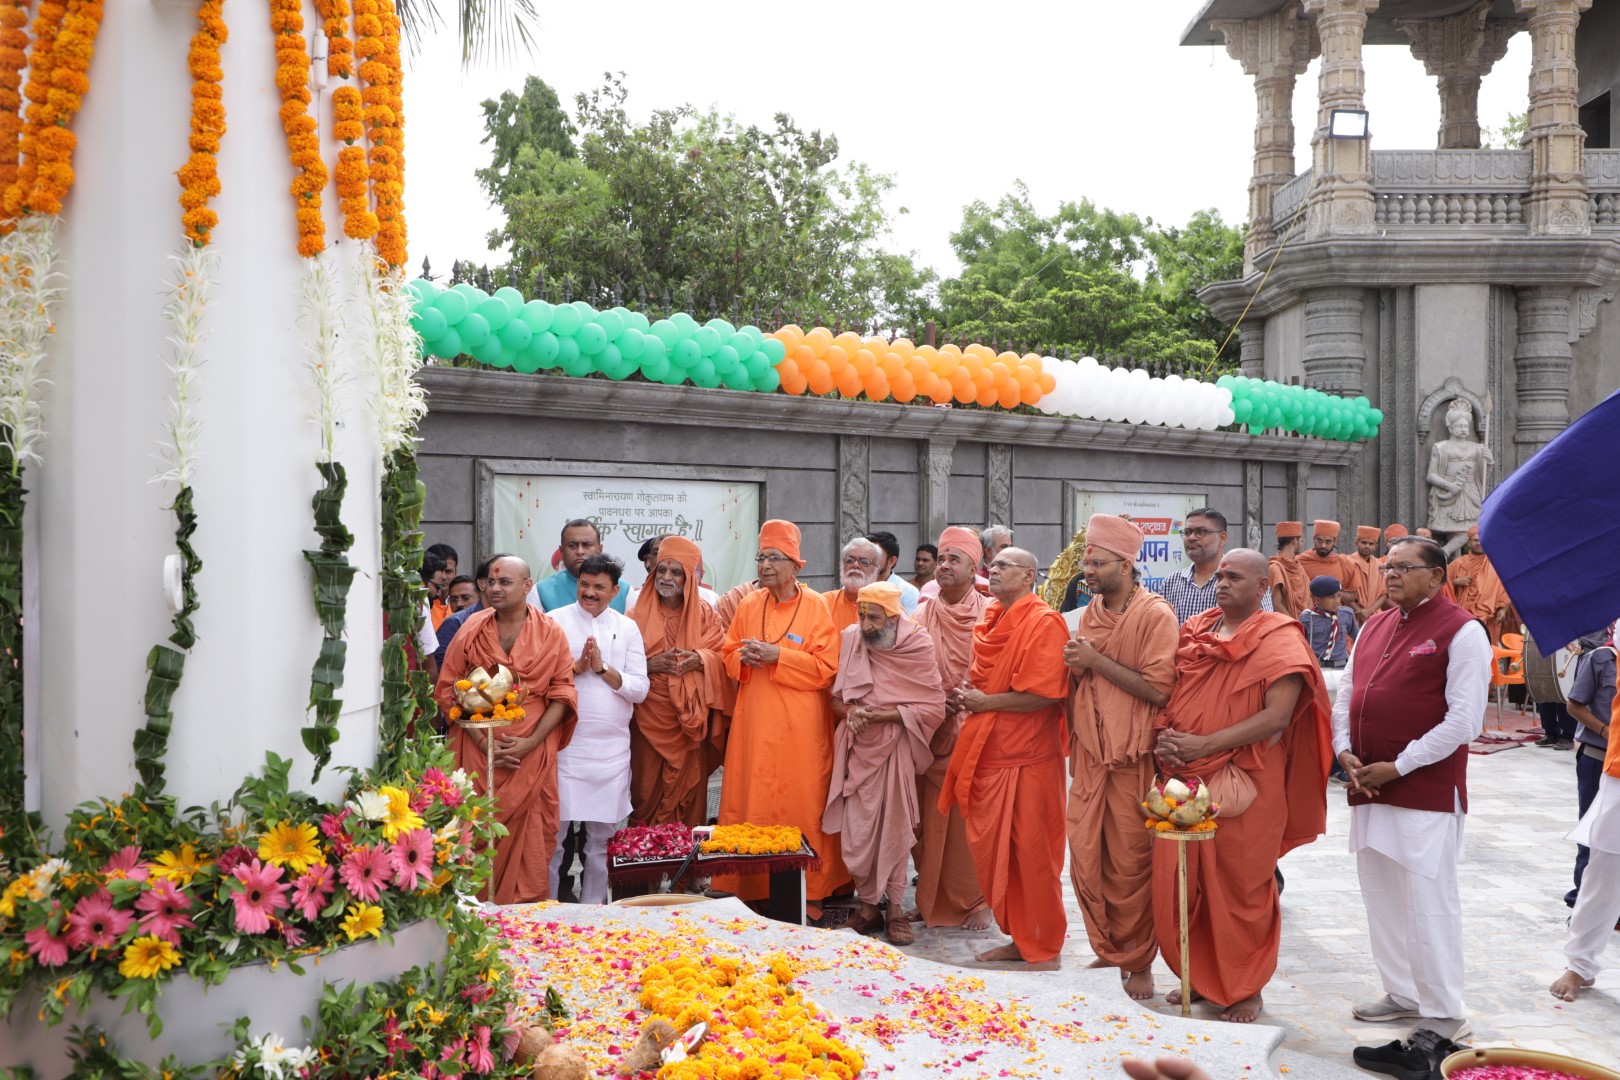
[549,555,649,904]
[1332,537,1488,1043]
[1551,740,1620,1001]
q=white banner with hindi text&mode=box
[1070,489,1208,593]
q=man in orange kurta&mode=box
[1346,526,1386,622]
[715,520,851,914]
[940,547,1072,968]
[911,527,993,930]
[629,536,727,827]
[1449,525,1509,643]
[1297,520,1359,609]
[1152,548,1331,1022]
[1064,515,1180,1000]
[1268,522,1310,619]
[437,556,578,905]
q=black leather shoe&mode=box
[1352,1039,1433,1080]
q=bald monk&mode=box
[715,519,850,915]
[437,555,578,904]
[1268,522,1310,619]
[1064,515,1180,1000]
[629,537,726,827]
[1449,526,1509,643]
[1153,549,1330,1022]
[824,581,945,944]
[911,527,994,931]
[940,546,1072,969]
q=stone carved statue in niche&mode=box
[1426,397,1492,555]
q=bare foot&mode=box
[1550,970,1594,1002]
[1165,987,1203,1006]
[1219,993,1263,1023]
[1124,969,1156,1001]
[975,942,1024,962]
[1086,957,1114,969]
[962,906,995,931]
[905,908,923,922]
[1022,957,1061,971]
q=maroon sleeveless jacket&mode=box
[1347,595,1477,813]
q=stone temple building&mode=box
[1182,0,1619,539]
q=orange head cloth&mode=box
[1384,524,1408,541]
[1356,526,1380,542]
[1276,521,1304,540]
[856,580,904,617]
[937,526,982,565]
[1312,519,1341,540]
[758,519,804,568]
[1085,513,1144,562]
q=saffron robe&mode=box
[823,619,946,903]
[912,587,992,926]
[1449,553,1508,641]
[1066,590,1179,971]
[940,593,1073,962]
[630,584,726,827]
[715,585,850,902]
[437,606,578,905]
[1268,553,1311,619]
[1150,610,1331,1006]
[1297,550,1360,601]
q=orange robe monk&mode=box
[1269,523,1311,619]
[717,580,760,627]
[1450,532,1509,643]
[437,606,578,905]
[1151,609,1331,1010]
[824,587,860,631]
[630,537,727,827]
[1297,521,1359,605]
[912,531,992,928]
[1066,586,1179,976]
[715,583,851,903]
[940,590,1072,963]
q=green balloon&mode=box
[690,358,720,388]
[595,342,623,374]
[649,319,680,348]
[712,344,740,374]
[759,338,786,364]
[1246,422,1263,435]
[753,366,780,393]
[559,346,593,378]
[693,327,722,356]
[556,336,581,369]
[499,318,533,352]
[531,331,560,367]
[452,283,485,304]
[576,323,608,355]
[670,312,698,334]
[476,297,511,333]
[521,300,555,333]
[625,310,651,333]
[570,300,596,323]
[512,349,543,375]
[413,306,447,341]
[458,312,491,349]
[1232,400,1253,422]
[617,327,647,360]
[672,339,701,368]
[550,304,584,337]
[721,366,752,391]
[406,278,437,301]
[595,310,626,340]
[494,286,525,315]
[640,353,671,382]
[743,354,769,382]
[434,289,469,324]
[705,318,736,340]
[429,327,463,359]
[660,366,686,386]
[472,337,507,367]
[729,332,757,361]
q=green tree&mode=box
[476,76,577,209]
[478,74,935,328]
[1482,111,1528,149]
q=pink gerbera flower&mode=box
[468,1026,494,1075]
[289,862,335,920]
[339,844,391,902]
[390,828,434,891]
[65,891,135,952]
[24,924,70,967]
[134,878,195,944]
[103,844,150,882]
[279,921,306,948]
[229,858,290,934]
[214,845,255,876]
[318,808,353,863]
[420,767,464,809]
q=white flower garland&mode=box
[152,243,216,488]
[357,244,426,459]
[300,250,346,462]
[0,215,63,473]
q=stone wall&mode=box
[416,368,1360,590]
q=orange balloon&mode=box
[1020,381,1043,406]
[931,354,956,377]
[792,344,818,370]
[998,383,1023,410]
[971,365,995,391]
[890,338,915,362]
[996,351,1019,367]
[914,344,938,365]
[891,371,915,401]
[905,356,928,382]
[824,344,850,372]
[1013,365,1037,387]
[807,360,831,387]
[807,371,833,396]
[837,368,864,398]
[863,336,888,356]
[1037,372,1057,394]
[940,343,963,359]
[834,331,863,354]
[879,353,903,380]
[774,324,805,351]
[976,383,1000,408]
[949,368,974,394]
[988,361,1010,384]
[776,359,801,383]
[782,373,809,396]
[928,379,954,404]
[852,348,876,377]
[805,327,833,354]
[865,372,890,401]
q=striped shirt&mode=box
[1154,564,1273,625]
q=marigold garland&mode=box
[3,0,66,221]
[0,1,29,198]
[354,0,405,266]
[24,0,103,218]
[699,824,803,857]
[312,0,354,79]
[270,0,327,258]
[178,0,227,246]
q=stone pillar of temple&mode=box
[1397,2,1523,150]
[1302,288,1368,396]
[917,440,954,546]
[1303,0,1380,236]
[1238,322,1266,379]
[1514,0,1593,235]
[1512,286,1576,465]
[1213,9,1318,269]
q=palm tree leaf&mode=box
[394,0,539,67]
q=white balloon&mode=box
[1079,355,1100,372]
[1219,406,1236,426]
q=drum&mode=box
[1522,631,1575,703]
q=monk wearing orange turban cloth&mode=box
[629,536,728,827]
[824,581,945,944]
[1298,520,1360,609]
[437,555,578,904]
[1063,515,1180,999]
[1345,525,1387,621]
[1268,522,1311,619]
[1152,548,1331,1023]
[714,520,851,915]
[940,546,1072,968]
[1449,525,1510,643]
[911,526,994,930]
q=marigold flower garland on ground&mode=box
[699,824,803,857]
[269,0,326,258]
[0,0,28,197]
[177,0,226,245]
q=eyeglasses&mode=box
[1382,563,1436,576]
[842,556,877,569]
[755,554,791,564]
[1181,528,1219,540]
[988,559,1035,572]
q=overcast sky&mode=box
[400,2,1532,283]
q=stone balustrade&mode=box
[1271,167,1313,241]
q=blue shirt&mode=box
[1570,646,1615,749]
[1300,606,1357,667]
[889,572,920,615]
[528,569,628,614]
[434,601,483,666]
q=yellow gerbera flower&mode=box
[149,843,211,885]
[378,786,424,841]
[258,821,323,874]
[340,902,385,942]
[119,934,181,980]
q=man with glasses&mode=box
[1336,537,1487,1051]
[824,537,887,631]
[939,547,1072,969]
[527,519,628,614]
[1064,515,1179,1000]
[1155,508,1272,625]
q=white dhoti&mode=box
[1564,773,1620,980]
[1353,803,1467,1020]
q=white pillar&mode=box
[30,2,383,829]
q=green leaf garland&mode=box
[301,461,356,781]
[132,486,202,796]
[377,447,429,776]
[0,449,29,856]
